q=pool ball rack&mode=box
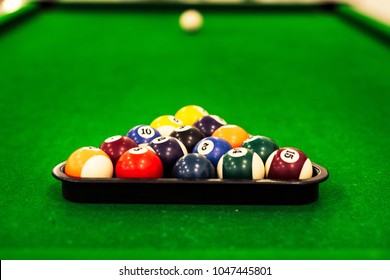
[52,161,328,205]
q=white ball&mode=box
[179,9,203,33]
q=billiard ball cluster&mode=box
[64,105,313,181]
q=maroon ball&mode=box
[193,115,227,136]
[265,147,313,180]
[100,135,137,165]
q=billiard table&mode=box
[1,1,389,260]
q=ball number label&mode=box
[129,147,148,155]
[175,125,191,132]
[197,140,214,155]
[168,116,183,125]
[153,136,169,144]
[104,135,122,143]
[280,149,300,163]
[137,126,155,138]
[84,146,99,151]
[228,148,248,157]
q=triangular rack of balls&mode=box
[64,105,313,180]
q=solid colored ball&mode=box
[116,147,163,179]
[265,147,313,180]
[212,124,249,148]
[242,135,279,164]
[170,125,205,153]
[172,154,216,179]
[192,136,232,167]
[99,135,137,165]
[193,115,227,136]
[179,9,203,33]
[147,136,188,177]
[174,105,209,125]
[126,125,161,146]
[150,115,183,136]
[217,147,264,179]
[64,146,113,178]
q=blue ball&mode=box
[172,154,216,179]
[192,136,232,167]
[126,125,161,146]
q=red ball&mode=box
[265,147,313,180]
[116,147,163,179]
[100,135,137,165]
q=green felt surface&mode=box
[0,4,390,260]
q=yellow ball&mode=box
[175,105,209,126]
[150,115,184,136]
[179,9,203,33]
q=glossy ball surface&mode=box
[174,105,209,125]
[192,136,232,167]
[148,136,188,177]
[150,115,183,136]
[179,9,204,33]
[65,146,113,178]
[212,125,249,148]
[242,135,279,164]
[217,147,264,179]
[193,115,227,136]
[170,125,205,153]
[126,125,161,146]
[116,147,163,179]
[99,135,137,165]
[172,154,216,179]
[265,147,313,180]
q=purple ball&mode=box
[148,136,187,177]
[193,115,227,136]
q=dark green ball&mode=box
[217,147,264,179]
[242,135,279,163]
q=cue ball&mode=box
[179,9,203,33]
[265,147,313,180]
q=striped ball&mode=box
[265,147,313,180]
[217,147,265,179]
[65,147,113,178]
